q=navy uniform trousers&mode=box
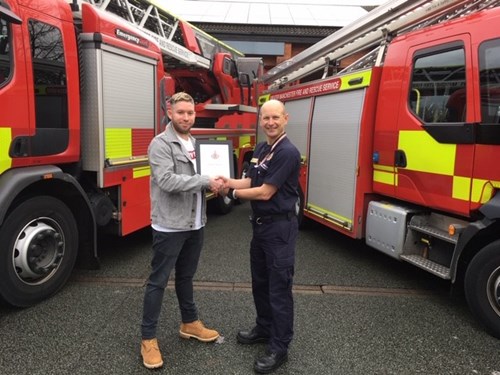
[250,215,299,354]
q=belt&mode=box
[249,212,296,225]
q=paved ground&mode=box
[1,203,500,375]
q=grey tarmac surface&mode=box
[1,202,500,375]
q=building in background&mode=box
[162,0,385,71]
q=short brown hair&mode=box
[169,92,194,106]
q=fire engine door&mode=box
[0,1,31,173]
[10,4,79,162]
[391,34,475,217]
[469,37,500,212]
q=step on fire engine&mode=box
[260,0,500,338]
[0,0,262,306]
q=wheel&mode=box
[464,240,500,338]
[0,196,78,307]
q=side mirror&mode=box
[0,5,22,25]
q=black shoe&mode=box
[237,327,269,345]
[254,351,288,374]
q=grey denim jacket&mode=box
[148,123,210,230]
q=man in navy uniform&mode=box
[219,99,300,373]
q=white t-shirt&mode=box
[152,136,203,232]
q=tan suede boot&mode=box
[179,320,219,342]
[141,338,163,369]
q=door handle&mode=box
[10,136,29,157]
[394,149,407,168]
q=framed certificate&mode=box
[195,140,234,178]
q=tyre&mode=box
[464,240,500,338]
[0,196,78,307]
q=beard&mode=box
[172,121,192,135]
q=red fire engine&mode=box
[260,0,500,338]
[0,0,261,306]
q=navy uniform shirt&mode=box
[248,134,301,216]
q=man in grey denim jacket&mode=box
[149,114,211,230]
[140,92,222,370]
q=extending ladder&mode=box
[263,0,500,89]
[71,0,242,69]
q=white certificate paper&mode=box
[196,140,234,178]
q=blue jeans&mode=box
[141,228,204,339]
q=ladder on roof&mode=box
[263,0,500,89]
[73,0,239,70]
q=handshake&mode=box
[208,176,231,197]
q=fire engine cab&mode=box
[0,0,261,307]
[260,0,500,338]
